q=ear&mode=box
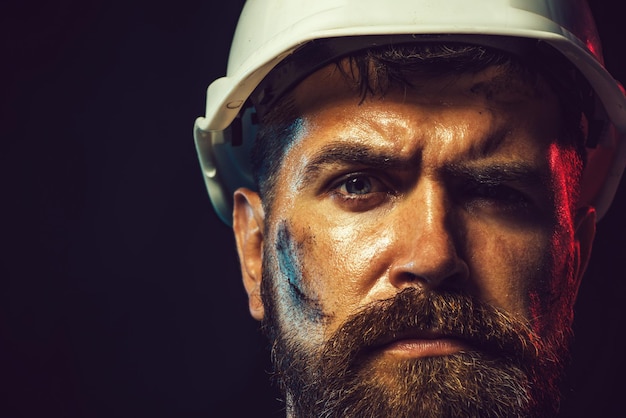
[572,205,597,298]
[233,187,266,321]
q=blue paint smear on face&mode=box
[275,222,325,324]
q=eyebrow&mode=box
[444,162,549,187]
[301,123,512,166]
[295,129,547,190]
[296,142,418,188]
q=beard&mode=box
[261,281,571,418]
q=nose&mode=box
[388,180,469,291]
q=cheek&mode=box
[296,214,395,323]
[466,225,553,319]
[266,222,328,347]
[274,225,324,320]
[528,225,579,337]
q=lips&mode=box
[370,329,474,358]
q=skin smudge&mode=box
[275,222,326,323]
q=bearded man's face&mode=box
[232,61,596,417]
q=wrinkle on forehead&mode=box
[293,59,550,114]
[287,60,560,155]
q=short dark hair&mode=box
[251,42,587,217]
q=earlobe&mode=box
[572,205,597,296]
[233,188,266,321]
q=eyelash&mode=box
[328,172,393,206]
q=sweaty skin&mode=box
[233,62,596,416]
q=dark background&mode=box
[2,1,625,417]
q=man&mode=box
[194,1,626,416]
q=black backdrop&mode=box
[2,1,625,417]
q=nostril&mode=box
[392,269,428,290]
[390,263,428,288]
[404,272,422,283]
[389,258,470,291]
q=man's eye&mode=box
[328,173,392,209]
[341,176,374,195]
[332,174,390,196]
[462,182,532,210]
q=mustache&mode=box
[320,288,540,368]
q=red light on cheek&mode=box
[539,145,580,327]
[549,144,569,221]
[547,143,581,230]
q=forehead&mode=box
[282,60,562,159]
[292,59,553,116]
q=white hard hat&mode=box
[194,0,626,225]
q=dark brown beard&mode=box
[262,286,569,418]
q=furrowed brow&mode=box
[464,125,511,161]
[444,162,548,187]
[297,142,416,188]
